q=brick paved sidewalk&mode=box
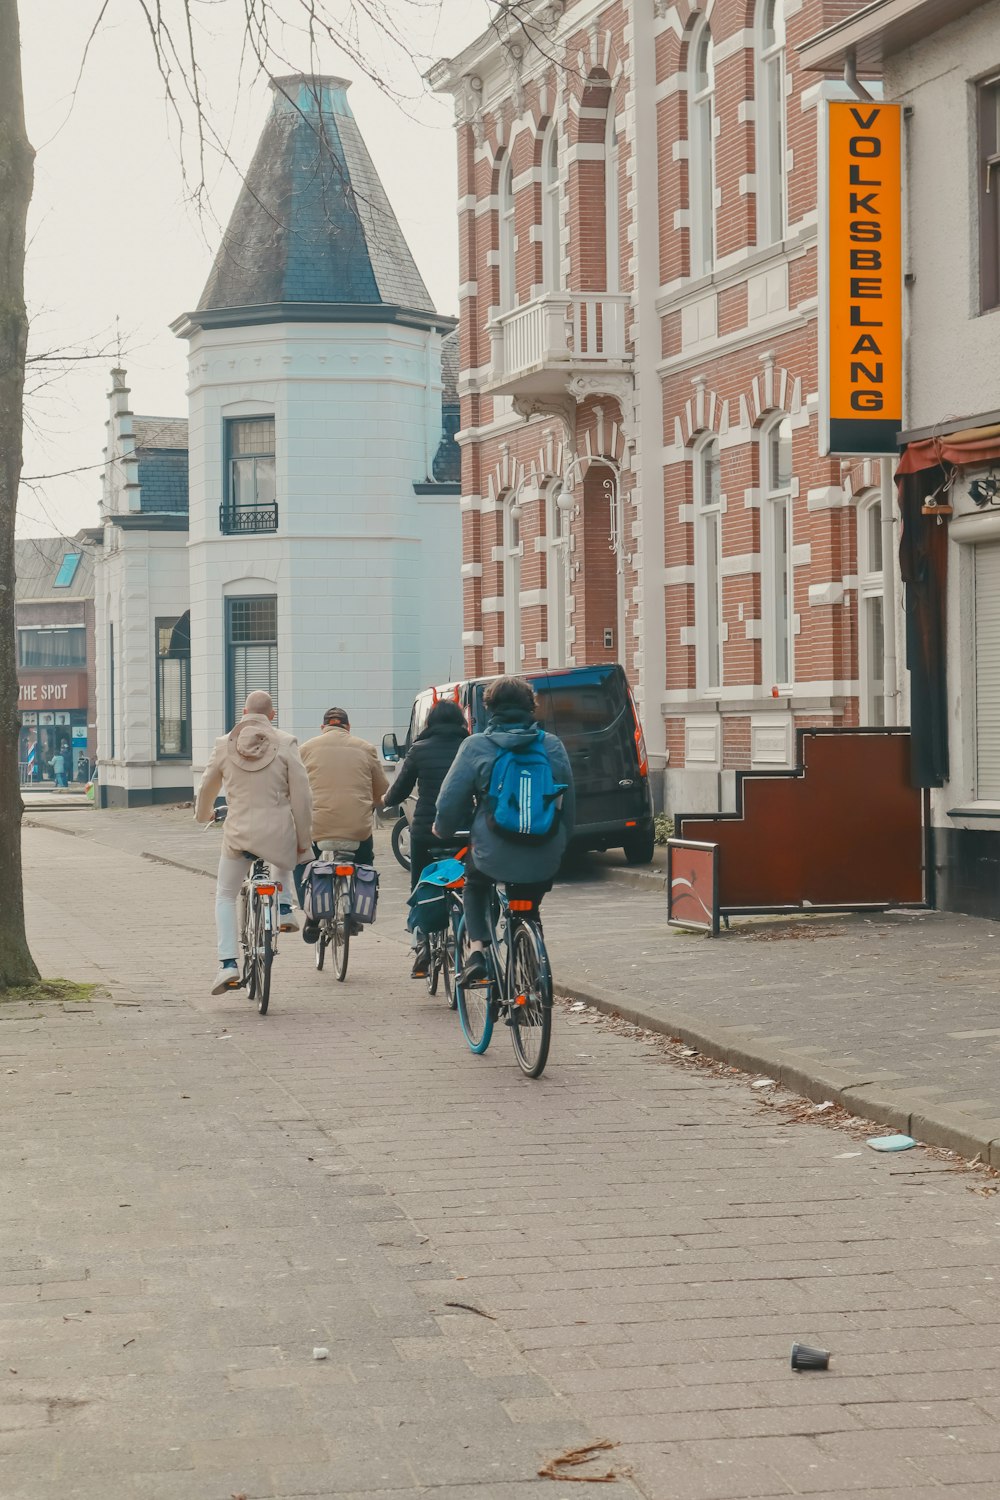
[6,818,1000,1498]
[28,805,1000,1163]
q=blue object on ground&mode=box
[866,1134,917,1152]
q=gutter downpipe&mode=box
[844,48,875,102]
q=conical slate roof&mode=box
[182,75,442,331]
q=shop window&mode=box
[694,434,723,691]
[542,126,562,292]
[979,77,1000,313]
[222,417,277,534]
[156,613,191,759]
[762,414,794,688]
[975,541,1000,798]
[18,626,86,669]
[53,552,82,588]
[226,596,278,728]
[499,156,516,312]
[503,495,523,670]
[756,0,787,247]
[857,495,885,726]
[688,19,716,278]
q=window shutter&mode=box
[975,542,1000,797]
[232,644,278,713]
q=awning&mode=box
[896,424,1000,478]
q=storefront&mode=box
[18,671,91,783]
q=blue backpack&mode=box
[485,730,567,844]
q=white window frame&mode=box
[499,156,516,312]
[857,491,886,726]
[605,110,621,292]
[760,414,794,691]
[756,0,787,248]
[503,494,523,669]
[542,124,562,292]
[688,18,716,278]
[694,434,723,692]
[545,480,569,667]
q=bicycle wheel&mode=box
[441,919,458,1011]
[331,880,350,983]
[255,900,273,1017]
[509,920,552,1078]
[391,818,411,871]
[455,916,493,1054]
[426,933,440,996]
[315,930,327,971]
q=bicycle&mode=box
[423,845,467,1009]
[313,838,360,983]
[210,804,283,1016]
[455,883,553,1078]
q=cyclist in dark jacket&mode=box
[382,699,468,976]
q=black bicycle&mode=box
[424,848,467,1008]
[313,839,359,983]
[455,884,553,1078]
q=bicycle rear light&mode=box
[508,899,534,912]
[335,866,354,877]
[256,884,276,896]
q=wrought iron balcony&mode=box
[486,292,632,398]
[219,501,279,535]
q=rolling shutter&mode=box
[975,542,1000,797]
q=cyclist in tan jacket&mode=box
[195,691,312,994]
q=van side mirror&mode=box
[382,732,400,762]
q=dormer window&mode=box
[53,552,82,588]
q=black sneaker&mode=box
[410,942,430,979]
[460,949,489,987]
[302,920,320,944]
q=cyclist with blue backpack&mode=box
[434,676,575,987]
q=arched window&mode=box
[545,481,569,667]
[761,414,794,688]
[499,156,516,312]
[756,0,787,246]
[694,435,723,691]
[857,493,885,725]
[688,19,716,278]
[605,111,621,291]
[503,494,523,669]
[542,125,562,292]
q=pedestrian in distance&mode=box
[50,751,68,789]
[434,676,575,986]
[194,690,313,995]
[381,698,469,978]
[298,707,389,943]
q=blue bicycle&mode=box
[455,884,553,1078]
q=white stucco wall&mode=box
[95,526,191,798]
[184,319,462,774]
[888,1,1000,430]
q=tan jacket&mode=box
[195,714,313,870]
[300,725,389,843]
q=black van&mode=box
[383,663,655,865]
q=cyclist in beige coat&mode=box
[195,690,313,994]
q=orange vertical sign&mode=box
[826,101,902,455]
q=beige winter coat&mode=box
[300,725,389,843]
[195,714,313,870]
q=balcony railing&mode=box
[487,292,631,389]
[219,501,279,535]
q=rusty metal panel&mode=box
[677,730,924,911]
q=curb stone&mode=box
[557,977,1000,1168]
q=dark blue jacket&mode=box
[435,711,575,883]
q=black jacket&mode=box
[382,723,468,838]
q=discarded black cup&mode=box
[790,1343,830,1372]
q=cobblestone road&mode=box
[6,818,1000,1498]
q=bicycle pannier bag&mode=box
[485,730,567,844]
[407,857,465,934]
[302,860,336,921]
[350,865,380,925]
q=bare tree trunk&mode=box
[0,0,38,988]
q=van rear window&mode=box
[533,676,625,735]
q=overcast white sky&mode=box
[17,0,485,540]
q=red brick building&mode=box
[431,0,901,813]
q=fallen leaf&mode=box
[444,1300,496,1321]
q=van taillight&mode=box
[629,693,649,778]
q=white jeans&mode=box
[216,853,294,963]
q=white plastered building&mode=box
[95,75,461,807]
